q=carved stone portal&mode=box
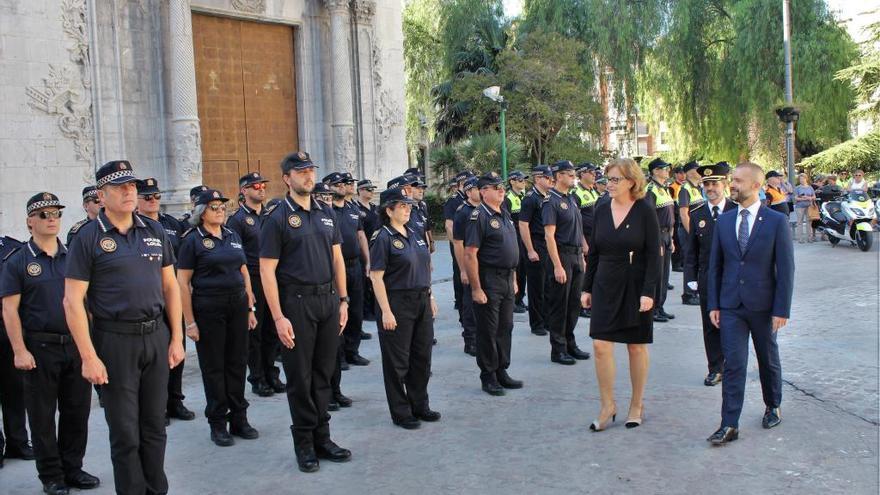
[231,0,265,14]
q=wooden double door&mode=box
[192,13,298,200]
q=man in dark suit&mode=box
[685,162,737,387]
[706,161,794,445]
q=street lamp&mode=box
[483,86,508,180]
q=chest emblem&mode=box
[699,220,706,228]
[560,202,569,210]
[288,214,302,228]
[245,216,255,226]
[26,262,42,277]
[392,239,405,250]
[489,218,501,229]
[100,237,117,253]
[202,238,215,249]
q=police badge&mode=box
[26,263,41,277]
[100,237,117,253]
[392,239,405,249]
[202,238,215,249]
[288,215,302,228]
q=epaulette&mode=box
[689,202,707,214]
[370,230,380,242]
[455,203,464,212]
[469,208,480,220]
[69,219,89,234]
[264,203,279,215]
[181,227,194,238]
[2,246,20,262]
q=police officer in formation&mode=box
[502,171,528,314]
[443,171,474,311]
[518,165,553,337]
[670,165,686,273]
[66,186,102,246]
[574,163,600,317]
[677,161,705,306]
[1,193,99,495]
[685,162,736,387]
[369,187,439,429]
[64,160,185,494]
[645,158,677,323]
[542,160,591,365]
[178,185,208,226]
[356,180,380,322]
[452,177,482,356]
[136,178,196,424]
[259,151,351,473]
[464,172,523,396]
[406,168,435,252]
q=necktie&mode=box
[712,205,719,220]
[738,209,750,252]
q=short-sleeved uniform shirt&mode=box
[443,191,467,223]
[177,226,246,295]
[155,213,184,258]
[333,201,364,260]
[66,218,91,247]
[0,239,69,334]
[677,182,706,212]
[452,201,479,241]
[464,203,519,269]
[0,236,24,336]
[357,200,380,239]
[542,188,584,247]
[369,225,431,290]
[260,195,341,286]
[645,180,675,230]
[225,203,265,276]
[519,187,549,248]
[66,210,175,322]
[415,200,433,232]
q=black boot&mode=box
[291,427,319,473]
[210,423,234,447]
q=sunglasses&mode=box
[208,204,227,212]
[483,184,504,191]
[607,176,626,184]
[248,183,267,190]
[140,193,161,201]
[30,210,63,219]
[86,198,101,205]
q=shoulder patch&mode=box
[181,227,194,238]
[69,218,88,234]
[370,230,380,242]
[264,203,279,215]
[690,203,706,213]
[2,246,20,262]
[470,208,480,220]
[455,204,464,212]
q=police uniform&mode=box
[369,189,437,428]
[443,171,473,310]
[66,186,99,247]
[465,175,522,395]
[678,162,705,305]
[519,167,550,335]
[670,167,685,272]
[574,164,601,240]
[502,171,527,311]
[226,172,282,397]
[0,194,98,492]
[178,189,256,444]
[356,180,380,322]
[542,161,589,364]
[65,161,177,494]
[685,164,737,386]
[178,185,208,226]
[452,179,479,354]
[645,158,676,322]
[0,234,31,464]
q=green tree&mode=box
[835,21,880,120]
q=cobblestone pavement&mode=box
[2,239,878,494]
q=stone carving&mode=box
[352,0,375,20]
[323,0,351,13]
[231,0,265,14]
[173,121,203,180]
[333,125,357,172]
[26,0,93,162]
[371,39,403,159]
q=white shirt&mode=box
[849,179,867,191]
[735,199,762,239]
[708,198,727,219]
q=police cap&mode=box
[648,158,671,172]
[96,160,139,188]
[137,177,161,195]
[26,192,65,215]
[698,162,731,182]
[194,189,229,206]
[239,171,269,188]
[281,151,317,173]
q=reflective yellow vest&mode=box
[575,184,599,208]
[505,190,523,213]
[682,181,705,207]
[646,181,674,208]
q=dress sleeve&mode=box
[369,233,389,272]
[0,251,23,298]
[259,213,282,259]
[583,204,601,293]
[65,227,94,282]
[641,200,661,298]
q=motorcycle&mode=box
[817,190,875,251]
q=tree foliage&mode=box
[430,133,527,178]
[835,21,880,120]
[799,130,880,173]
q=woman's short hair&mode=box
[189,204,207,227]
[605,158,646,200]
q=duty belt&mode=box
[282,282,334,296]
[93,318,160,335]
[25,331,72,344]
[557,245,582,255]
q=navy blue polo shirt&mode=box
[260,195,342,286]
[177,226,246,295]
[416,201,433,231]
[333,201,364,260]
[407,202,428,238]
[519,187,548,247]
[0,236,24,336]
[542,188,584,247]
[464,203,519,269]
[357,200,379,239]
[452,201,478,241]
[226,203,265,275]
[66,210,175,322]
[369,225,431,290]
[156,213,184,260]
[0,239,69,334]
[443,191,467,222]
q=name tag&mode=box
[143,237,163,248]
[231,242,243,249]
[321,218,334,228]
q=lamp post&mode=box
[781,0,796,185]
[483,86,508,180]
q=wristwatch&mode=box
[249,306,256,313]
[339,297,350,303]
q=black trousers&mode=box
[458,283,477,346]
[247,273,280,386]
[363,276,377,320]
[678,225,698,300]
[699,294,724,374]
[193,291,250,424]
[473,268,514,382]
[166,319,185,410]
[377,290,433,422]
[0,335,29,454]
[22,336,91,484]
[545,248,584,355]
[342,260,365,358]
[279,286,339,449]
[450,241,462,308]
[526,243,548,332]
[514,236,527,306]
[671,220,683,269]
[655,230,672,309]
[93,319,170,495]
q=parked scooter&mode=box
[817,190,875,251]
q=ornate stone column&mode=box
[165,0,202,209]
[352,0,377,181]
[324,0,357,173]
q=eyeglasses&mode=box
[30,210,63,219]
[140,194,161,201]
[607,176,626,184]
[483,184,504,191]
[248,183,267,190]
[208,204,227,212]
[86,198,101,205]
[855,174,864,178]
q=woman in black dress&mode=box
[582,158,660,431]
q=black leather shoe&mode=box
[210,424,235,447]
[167,402,196,421]
[414,409,441,422]
[667,283,674,290]
[551,352,576,365]
[64,470,100,490]
[315,440,351,462]
[5,442,35,460]
[682,295,701,306]
[531,327,548,336]
[513,303,527,314]
[432,338,437,345]
[252,380,274,397]
[762,407,782,429]
[393,416,422,429]
[659,309,675,320]
[707,426,739,445]
[270,376,286,393]
[568,346,591,360]
[704,372,722,386]
[340,360,350,371]
[346,354,370,366]
[360,331,372,340]
[481,380,506,396]
[672,265,684,272]
[334,392,353,408]
[295,448,320,473]
[42,481,69,495]
[464,343,477,356]
[327,401,340,412]
[496,370,523,389]
[580,308,591,318]
[652,310,668,323]
[230,420,259,439]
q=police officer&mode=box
[502,171,528,314]
[137,177,196,423]
[645,158,676,323]
[574,163,600,318]
[259,151,351,473]
[595,176,608,197]
[670,165,686,272]
[542,160,591,365]
[678,161,705,306]
[452,177,481,356]
[178,185,208,226]
[685,162,736,387]
[518,165,552,336]
[66,186,102,247]
[443,171,474,311]
[64,160,185,494]
[177,189,259,446]
[356,180,379,322]
[405,168,436,252]
[369,188,439,429]
[226,172,285,398]
[464,172,523,396]
[343,173,372,340]
[1,193,99,494]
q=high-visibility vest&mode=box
[505,190,523,213]
[765,186,787,205]
[670,182,683,204]
[575,185,599,208]
[682,181,705,208]
[646,181,674,208]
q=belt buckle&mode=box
[140,319,157,334]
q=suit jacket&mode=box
[707,204,794,318]
[685,200,737,297]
